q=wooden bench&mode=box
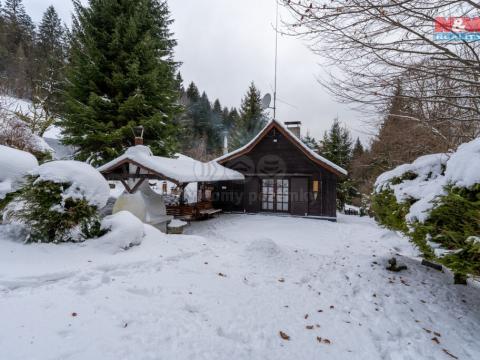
[166,201,222,220]
[199,208,222,216]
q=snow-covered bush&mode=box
[372,138,480,276]
[5,160,111,243]
[0,145,39,213]
[0,97,53,161]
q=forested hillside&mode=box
[0,0,269,164]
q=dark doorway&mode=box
[261,178,289,212]
[290,177,309,216]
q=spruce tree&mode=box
[0,1,5,75]
[320,118,355,209]
[230,82,267,149]
[221,106,229,127]
[2,0,35,97]
[352,137,364,159]
[35,5,66,118]
[212,99,222,114]
[186,82,200,102]
[62,0,180,164]
[302,131,318,151]
[320,118,352,169]
[175,72,184,95]
[225,108,240,132]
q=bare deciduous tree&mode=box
[282,0,480,145]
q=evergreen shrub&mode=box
[6,176,106,243]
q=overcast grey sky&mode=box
[24,0,366,142]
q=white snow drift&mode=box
[0,214,479,360]
[95,211,145,254]
[0,145,38,199]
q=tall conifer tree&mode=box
[35,5,66,116]
[230,82,267,149]
[62,0,180,164]
[320,118,356,209]
[2,0,35,96]
[320,118,352,169]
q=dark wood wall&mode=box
[213,127,338,218]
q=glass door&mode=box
[261,179,275,211]
[261,178,289,212]
[276,179,289,212]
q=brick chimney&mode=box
[284,121,301,138]
[133,126,144,145]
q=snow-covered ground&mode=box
[0,214,479,360]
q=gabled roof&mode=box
[216,120,348,176]
[98,146,245,184]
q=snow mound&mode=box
[168,219,188,228]
[374,138,480,223]
[31,160,110,208]
[445,137,480,188]
[406,176,447,223]
[375,153,448,194]
[43,125,63,140]
[0,145,39,199]
[93,211,145,254]
[374,154,449,222]
[126,144,153,157]
[245,238,283,258]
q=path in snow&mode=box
[0,214,479,360]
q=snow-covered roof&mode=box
[215,120,348,176]
[0,145,39,199]
[98,146,245,184]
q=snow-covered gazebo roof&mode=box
[98,145,244,188]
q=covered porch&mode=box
[97,146,244,224]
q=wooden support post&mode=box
[179,183,188,205]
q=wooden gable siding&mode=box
[217,128,338,217]
[223,128,333,175]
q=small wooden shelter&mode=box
[98,145,244,220]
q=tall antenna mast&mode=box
[273,0,279,120]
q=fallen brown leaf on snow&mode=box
[279,331,290,340]
[316,336,332,344]
[305,325,314,330]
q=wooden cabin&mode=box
[213,120,347,220]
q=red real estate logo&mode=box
[434,17,480,41]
